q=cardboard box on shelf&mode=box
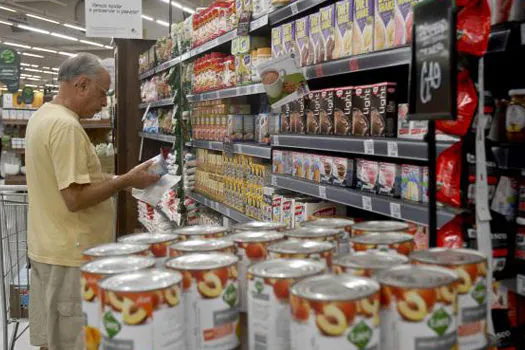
[374,0,396,51]
[335,0,354,59]
[309,12,324,65]
[294,199,346,226]
[295,17,312,67]
[306,90,321,134]
[352,85,372,136]
[334,86,353,135]
[332,157,355,187]
[320,89,335,135]
[377,162,401,197]
[353,0,374,55]
[356,158,379,193]
[370,82,397,137]
[320,4,336,62]
[320,155,334,184]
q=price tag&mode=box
[225,207,231,218]
[271,175,277,187]
[362,196,372,211]
[318,186,327,199]
[290,2,298,15]
[364,140,374,155]
[273,135,280,146]
[315,65,323,77]
[389,202,401,219]
[387,141,398,157]
[251,14,268,31]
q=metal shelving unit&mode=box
[138,98,175,109]
[188,192,252,223]
[138,132,176,143]
[191,140,272,159]
[268,0,328,25]
[187,84,265,102]
[271,174,459,228]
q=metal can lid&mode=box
[83,243,150,257]
[81,256,156,275]
[165,253,239,270]
[249,258,325,279]
[172,224,229,236]
[350,232,414,245]
[351,220,409,232]
[302,217,355,229]
[229,230,284,243]
[376,265,459,288]
[118,232,177,245]
[285,226,340,239]
[333,251,409,270]
[99,269,182,292]
[410,248,487,265]
[170,238,234,252]
[291,274,380,301]
[233,221,287,231]
[268,240,334,254]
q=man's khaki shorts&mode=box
[29,260,84,350]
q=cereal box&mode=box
[295,17,313,67]
[282,22,297,56]
[306,90,321,134]
[401,164,423,202]
[272,26,283,57]
[280,103,290,133]
[320,5,336,61]
[292,152,304,178]
[377,162,401,197]
[370,82,397,137]
[332,157,354,187]
[334,86,353,135]
[353,0,374,55]
[320,155,333,184]
[320,89,334,135]
[374,0,395,50]
[335,0,354,59]
[352,85,372,136]
[356,158,378,193]
[309,12,324,65]
[394,0,418,46]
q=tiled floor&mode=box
[0,320,37,350]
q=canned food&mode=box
[267,240,335,268]
[285,226,347,254]
[169,238,236,257]
[81,256,156,350]
[166,253,240,350]
[290,274,381,349]
[98,269,185,349]
[118,232,178,267]
[247,259,325,350]
[229,230,284,311]
[333,251,409,276]
[410,248,488,350]
[376,265,460,350]
[172,224,229,240]
[302,217,355,253]
[349,232,415,255]
[233,220,288,232]
[82,242,151,261]
[351,220,409,236]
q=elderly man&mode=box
[25,53,159,350]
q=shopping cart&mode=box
[0,185,29,350]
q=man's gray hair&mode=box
[57,53,104,82]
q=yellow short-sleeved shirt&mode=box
[25,103,114,267]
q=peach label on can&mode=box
[410,248,489,350]
[172,224,229,240]
[267,239,335,268]
[118,232,178,268]
[168,238,236,257]
[332,251,408,277]
[98,270,185,350]
[290,274,380,350]
[349,232,415,255]
[247,259,325,350]
[82,242,151,262]
[376,265,460,350]
[351,220,409,236]
[166,253,240,350]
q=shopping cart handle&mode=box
[0,185,28,192]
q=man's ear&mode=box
[75,75,89,91]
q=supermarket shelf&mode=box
[492,145,525,171]
[192,140,272,159]
[270,174,458,228]
[269,0,328,25]
[11,149,25,154]
[139,56,182,80]
[303,46,411,79]
[192,140,224,151]
[500,277,525,297]
[138,98,174,109]
[272,134,453,160]
[187,84,265,102]
[4,175,26,185]
[1,119,29,125]
[2,119,112,129]
[188,192,252,223]
[139,132,176,143]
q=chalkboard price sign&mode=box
[408,0,456,121]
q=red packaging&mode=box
[457,0,491,56]
[356,159,379,193]
[436,70,478,136]
[437,215,464,248]
[436,141,462,207]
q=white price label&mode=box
[290,2,298,14]
[273,135,280,146]
[387,141,398,157]
[518,274,525,296]
[389,202,401,219]
[271,175,277,187]
[251,15,268,30]
[362,196,372,211]
[318,186,327,199]
[225,207,231,218]
[364,140,374,155]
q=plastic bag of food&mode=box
[436,141,463,207]
[437,215,465,248]
[148,148,171,176]
[457,0,491,56]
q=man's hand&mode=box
[121,160,161,189]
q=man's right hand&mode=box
[122,160,161,189]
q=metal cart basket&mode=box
[0,185,29,350]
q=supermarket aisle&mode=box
[0,320,36,350]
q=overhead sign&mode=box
[0,47,20,93]
[85,0,142,39]
[408,0,456,121]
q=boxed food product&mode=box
[374,0,395,50]
[270,112,281,135]
[401,164,423,202]
[273,150,284,173]
[320,155,334,184]
[280,103,290,133]
[370,82,397,137]
[309,12,324,65]
[377,162,401,197]
[320,89,334,135]
[422,166,429,203]
[353,0,374,55]
[306,90,321,134]
[255,113,270,144]
[272,192,284,222]
[295,17,313,66]
[303,153,313,181]
[263,186,275,222]
[397,103,411,138]
[311,154,322,182]
[356,158,379,192]
[281,196,297,228]
[320,5,336,61]
[227,114,244,141]
[289,97,305,133]
[282,22,297,56]
[271,26,283,57]
[352,85,372,136]
[332,157,355,187]
[294,200,346,226]
[335,0,354,59]
[284,150,293,175]
[334,86,353,135]
[243,115,255,141]
[394,0,418,46]
[292,152,304,178]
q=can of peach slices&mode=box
[349,232,415,255]
[410,248,489,350]
[284,226,346,254]
[376,265,460,350]
[118,232,178,267]
[267,239,335,268]
[82,242,151,262]
[290,274,381,350]
[165,253,240,350]
[232,220,288,232]
[351,220,409,236]
[169,238,236,257]
[98,269,185,350]
[302,217,355,254]
[248,259,325,350]
[172,224,229,240]
[332,251,408,277]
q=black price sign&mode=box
[408,0,456,121]
[0,47,20,93]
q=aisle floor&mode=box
[0,320,36,350]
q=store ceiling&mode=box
[0,0,198,90]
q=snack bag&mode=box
[457,0,491,56]
[436,141,462,207]
[148,148,171,176]
[437,215,465,248]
